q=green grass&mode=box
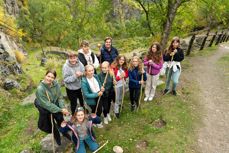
[217,53,229,83]
[188,45,218,57]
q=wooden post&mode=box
[209,31,217,47]
[186,34,195,56]
[200,30,210,50]
[226,35,229,42]
[220,32,226,43]
[215,31,223,45]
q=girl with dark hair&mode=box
[35,70,70,145]
[163,37,184,96]
[144,42,163,101]
[112,55,128,118]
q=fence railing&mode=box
[186,29,229,56]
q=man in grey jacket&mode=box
[62,52,85,114]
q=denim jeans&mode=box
[76,136,99,153]
[165,67,181,91]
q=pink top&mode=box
[144,58,163,75]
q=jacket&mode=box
[113,67,128,81]
[78,49,99,68]
[35,80,64,113]
[128,67,147,89]
[59,116,100,152]
[98,72,114,96]
[100,45,119,64]
[62,59,85,90]
[81,75,102,105]
[144,58,163,75]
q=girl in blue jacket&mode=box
[60,107,100,153]
[128,56,147,111]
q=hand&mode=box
[101,86,105,92]
[174,49,177,53]
[113,79,117,85]
[170,52,175,56]
[139,80,144,85]
[98,91,103,96]
[91,113,97,118]
[76,71,83,77]
[120,72,125,78]
[62,108,69,115]
[61,121,67,127]
[148,60,153,63]
[141,69,145,74]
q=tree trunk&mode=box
[160,0,182,51]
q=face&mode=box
[119,57,125,66]
[82,45,89,53]
[151,45,157,53]
[172,40,179,49]
[69,56,78,65]
[105,39,112,49]
[132,58,139,67]
[44,72,55,85]
[86,66,94,78]
[76,111,85,123]
[101,64,109,73]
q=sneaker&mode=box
[96,123,103,128]
[131,104,135,111]
[148,97,153,101]
[104,117,108,124]
[144,97,148,101]
[115,113,120,119]
[172,90,177,96]
[107,114,112,122]
[163,89,170,95]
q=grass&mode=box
[0,41,201,152]
[217,52,229,83]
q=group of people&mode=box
[34,36,184,153]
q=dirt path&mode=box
[187,44,229,153]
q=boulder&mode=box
[40,134,72,153]
[3,79,20,90]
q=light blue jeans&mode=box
[76,136,99,153]
[165,67,181,91]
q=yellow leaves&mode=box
[14,50,26,64]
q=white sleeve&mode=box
[93,54,100,68]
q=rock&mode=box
[21,93,36,106]
[4,0,20,16]
[40,57,47,66]
[20,149,32,153]
[3,79,20,90]
[136,140,148,151]
[41,134,71,153]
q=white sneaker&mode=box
[104,117,108,124]
[144,97,149,101]
[148,97,153,101]
[96,123,103,128]
[107,114,112,122]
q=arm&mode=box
[56,83,65,108]
[93,54,100,69]
[163,53,171,61]
[128,70,139,85]
[173,49,184,62]
[150,61,163,70]
[124,69,129,79]
[36,87,62,113]
[143,72,147,81]
[62,65,79,83]
[143,58,149,66]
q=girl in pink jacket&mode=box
[144,42,163,101]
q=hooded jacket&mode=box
[35,80,64,113]
[62,59,85,90]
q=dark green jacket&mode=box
[98,72,113,95]
[81,75,102,105]
[35,80,64,113]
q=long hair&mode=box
[129,56,143,74]
[71,109,88,123]
[146,42,162,63]
[166,36,180,55]
[112,55,128,70]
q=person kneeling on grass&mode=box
[60,107,100,153]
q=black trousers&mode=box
[129,88,140,106]
[96,95,109,117]
[34,99,71,145]
[66,88,84,114]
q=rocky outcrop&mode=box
[4,0,20,16]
